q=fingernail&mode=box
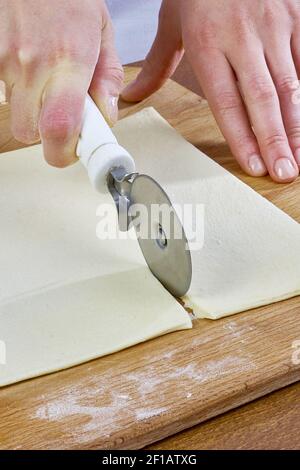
[295,149,300,167]
[103,95,119,126]
[248,154,267,176]
[274,158,298,180]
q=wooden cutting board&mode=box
[0,67,299,450]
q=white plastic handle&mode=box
[76,95,136,193]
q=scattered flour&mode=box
[33,353,257,445]
[136,407,168,421]
[223,321,256,340]
[126,355,256,396]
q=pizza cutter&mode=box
[76,95,192,297]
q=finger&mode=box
[121,1,184,102]
[187,49,267,177]
[8,48,44,144]
[267,43,300,169]
[231,47,299,183]
[10,82,42,144]
[291,33,300,165]
[89,8,124,126]
[39,65,91,168]
[291,32,300,76]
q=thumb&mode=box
[89,10,124,126]
[122,2,184,102]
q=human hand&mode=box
[123,0,300,183]
[0,0,123,166]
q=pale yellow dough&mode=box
[0,110,194,387]
[1,107,299,387]
[115,108,300,319]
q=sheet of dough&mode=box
[113,108,300,319]
[0,270,190,387]
[1,107,300,387]
[0,113,192,387]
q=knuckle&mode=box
[263,4,277,28]
[93,55,124,90]
[46,47,65,66]
[47,45,84,67]
[276,76,299,96]
[246,75,276,103]
[197,19,218,47]
[214,90,242,116]
[263,132,287,148]
[232,16,253,45]
[107,64,124,86]
[17,48,39,67]
[286,125,300,140]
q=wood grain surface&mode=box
[0,67,299,450]
[149,381,300,450]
